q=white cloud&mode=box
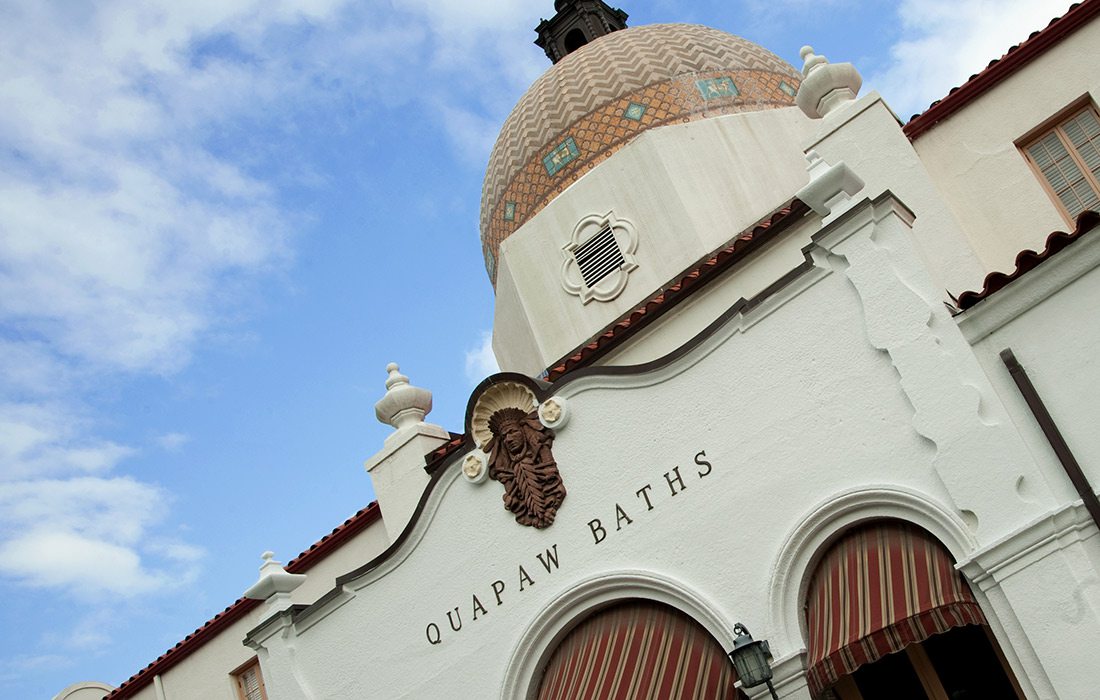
[0,0,376,609]
[0,0,539,619]
[66,611,115,652]
[0,654,73,685]
[0,3,297,377]
[0,477,201,598]
[465,331,500,384]
[870,0,1070,119]
[155,432,191,451]
[0,404,134,481]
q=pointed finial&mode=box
[795,45,862,119]
[258,550,282,575]
[800,45,827,76]
[374,362,433,431]
[244,550,307,611]
[384,362,407,390]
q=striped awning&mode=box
[805,521,986,697]
[537,600,741,700]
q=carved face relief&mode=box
[485,407,566,529]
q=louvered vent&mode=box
[574,225,625,287]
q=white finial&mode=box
[374,362,433,431]
[800,45,827,76]
[795,44,862,119]
[384,363,407,390]
[258,551,282,575]
[245,551,307,612]
[795,150,865,221]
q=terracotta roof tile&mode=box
[106,502,382,699]
[545,200,809,381]
[955,210,1099,310]
[417,201,808,482]
[423,433,469,475]
[904,1,1099,139]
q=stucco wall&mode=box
[122,515,389,700]
[493,106,818,376]
[255,196,1098,700]
[963,231,1100,501]
[599,213,820,368]
[805,94,987,297]
[911,20,1100,278]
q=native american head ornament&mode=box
[481,405,566,529]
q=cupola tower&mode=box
[534,0,629,64]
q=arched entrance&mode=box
[536,599,744,699]
[805,520,1024,699]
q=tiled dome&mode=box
[480,24,802,284]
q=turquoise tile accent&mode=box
[543,137,581,176]
[696,77,739,100]
[484,246,496,279]
[503,201,516,221]
[623,102,647,121]
[780,81,798,97]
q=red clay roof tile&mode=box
[955,210,1099,310]
[545,200,809,381]
[106,502,381,699]
[904,1,1099,139]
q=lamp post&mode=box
[728,622,779,700]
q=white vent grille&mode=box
[574,225,625,287]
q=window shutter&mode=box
[1024,106,1100,219]
[236,663,266,700]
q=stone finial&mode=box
[374,363,433,431]
[800,45,827,76]
[244,551,307,612]
[796,150,865,222]
[795,45,862,119]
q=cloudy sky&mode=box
[0,0,1072,696]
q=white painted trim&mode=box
[500,570,739,700]
[768,484,975,651]
[961,499,1098,585]
[746,650,810,699]
[285,465,468,637]
[51,682,116,700]
[957,230,1100,342]
[804,91,888,151]
[558,263,832,399]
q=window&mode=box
[233,659,267,700]
[1022,104,1100,220]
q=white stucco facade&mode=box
[84,3,1100,699]
[245,187,1100,699]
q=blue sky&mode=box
[0,0,1071,696]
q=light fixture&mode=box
[728,622,779,699]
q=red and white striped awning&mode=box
[537,600,741,700]
[805,521,986,697]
